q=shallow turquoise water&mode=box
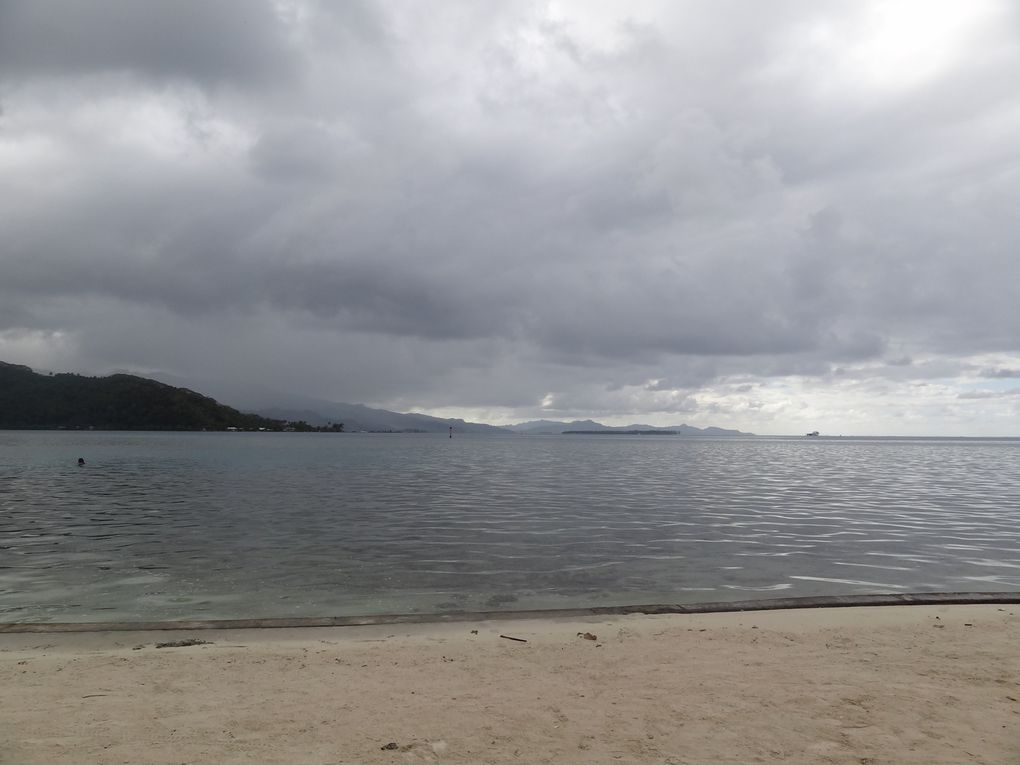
[2,431,1019,622]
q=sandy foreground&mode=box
[2,605,1019,765]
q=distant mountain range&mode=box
[506,419,751,436]
[255,410,750,435]
[1,360,753,435]
[256,403,508,434]
[147,374,753,435]
[145,374,509,434]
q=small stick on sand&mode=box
[499,634,527,643]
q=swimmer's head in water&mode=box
[78,457,85,465]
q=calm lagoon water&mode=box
[2,431,1019,623]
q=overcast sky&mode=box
[2,1,1019,435]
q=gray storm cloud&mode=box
[1,0,1019,434]
[0,0,293,85]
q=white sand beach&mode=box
[2,605,1019,764]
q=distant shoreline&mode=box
[3,428,1018,439]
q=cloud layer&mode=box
[2,0,1019,434]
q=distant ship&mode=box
[806,431,820,437]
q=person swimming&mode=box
[77,457,85,466]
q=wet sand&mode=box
[2,604,1019,764]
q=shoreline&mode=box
[3,603,1018,764]
[3,590,1020,634]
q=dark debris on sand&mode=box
[154,638,212,649]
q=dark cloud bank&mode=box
[1,1,1019,434]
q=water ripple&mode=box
[1,432,1019,621]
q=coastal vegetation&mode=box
[0,361,283,431]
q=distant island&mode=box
[0,360,754,435]
[511,420,752,436]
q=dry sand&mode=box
[2,604,1019,764]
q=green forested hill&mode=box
[0,361,283,430]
